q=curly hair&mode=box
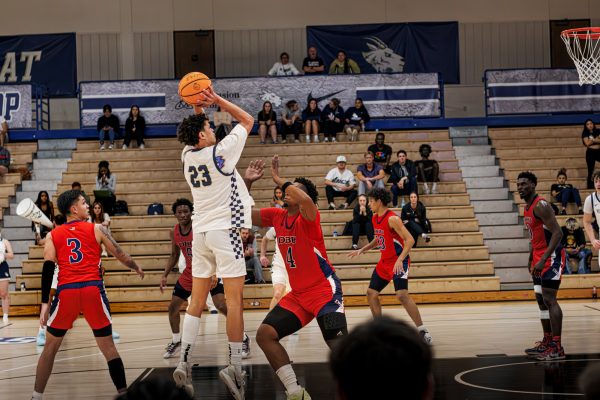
[171,198,193,215]
[177,114,209,146]
[367,187,391,205]
[517,171,537,185]
[294,177,319,204]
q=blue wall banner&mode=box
[306,22,459,84]
[79,73,442,127]
[486,69,600,115]
[0,84,32,128]
[0,33,76,97]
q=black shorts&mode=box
[172,279,225,301]
[0,261,9,281]
[368,269,407,292]
[532,276,561,290]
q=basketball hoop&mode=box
[561,27,600,85]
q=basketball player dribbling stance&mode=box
[174,86,257,399]
[348,188,432,344]
[253,156,348,400]
[518,171,566,361]
[31,190,144,399]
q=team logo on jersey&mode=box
[215,155,225,169]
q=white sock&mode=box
[229,342,243,374]
[276,364,302,394]
[172,332,181,344]
[32,391,43,399]
[417,325,429,332]
[179,314,201,363]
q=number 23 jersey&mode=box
[182,123,253,232]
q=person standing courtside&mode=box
[518,172,566,361]
[583,170,600,275]
[31,190,144,399]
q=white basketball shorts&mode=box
[191,226,246,279]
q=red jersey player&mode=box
[253,156,347,400]
[32,190,144,400]
[349,187,432,344]
[518,171,566,361]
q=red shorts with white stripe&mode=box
[47,280,112,331]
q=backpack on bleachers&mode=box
[147,202,164,215]
[114,200,129,216]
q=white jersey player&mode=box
[260,227,290,310]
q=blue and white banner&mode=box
[307,22,459,84]
[0,84,32,128]
[486,69,600,115]
[0,33,76,97]
[79,73,442,127]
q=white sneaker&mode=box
[423,183,430,195]
[112,330,120,340]
[332,137,337,142]
[242,333,251,359]
[108,143,114,150]
[219,365,246,400]
[2,315,8,324]
[100,144,105,150]
[173,361,194,397]
[281,139,287,144]
[139,144,145,149]
[305,136,310,143]
[163,341,181,359]
[313,135,319,143]
[294,139,300,143]
[37,329,46,346]
[431,182,438,194]
[122,144,127,150]
[323,138,329,142]
[420,330,433,345]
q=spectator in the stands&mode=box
[95,160,117,215]
[329,50,361,74]
[213,106,233,131]
[0,116,8,147]
[344,98,370,142]
[271,186,285,208]
[325,155,357,210]
[0,145,9,178]
[123,105,146,150]
[280,100,302,143]
[0,231,14,325]
[33,190,55,245]
[96,104,120,150]
[241,228,265,283]
[302,46,325,75]
[321,98,344,143]
[561,217,591,274]
[582,119,600,189]
[389,150,417,207]
[401,192,431,246]
[89,200,111,256]
[415,144,440,195]
[551,168,583,215]
[302,98,321,143]
[368,132,393,173]
[356,151,385,195]
[71,181,91,205]
[268,52,300,76]
[258,101,278,144]
[350,194,374,250]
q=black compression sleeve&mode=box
[41,261,55,304]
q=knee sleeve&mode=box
[317,312,348,342]
[93,324,113,338]
[107,357,127,391]
[262,305,302,339]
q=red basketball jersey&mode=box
[173,223,193,290]
[372,210,410,281]
[260,208,334,292]
[52,221,102,285]
[523,195,563,269]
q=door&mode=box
[550,19,591,68]
[174,30,215,79]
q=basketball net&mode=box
[561,27,600,85]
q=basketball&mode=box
[178,72,212,105]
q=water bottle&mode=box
[333,231,338,237]
[593,286,597,299]
[20,282,26,292]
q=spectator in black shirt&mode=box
[367,132,393,173]
[388,150,417,207]
[302,46,325,75]
[350,194,374,250]
[582,119,600,189]
[97,104,120,150]
[344,98,370,142]
[258,101,278,144]
[415,144,439,195]
[123,105,146,150]
[561,217,591,274]
[321,98,344,142]
[0,146,9,177]
[302,99,321,143]
[401,192,431,247]
[550,168,583,215]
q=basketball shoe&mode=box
[173,361,194,397]
[536,342,566,361]
[163,341,181,359]
[525,336,551,357]
[242,333,251,359]
[36,328,46,346]
[419,329,433,345]
[287,387,312,400]
[219,365,246,400]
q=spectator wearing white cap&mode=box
[325,155,358,209]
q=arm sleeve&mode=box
[41,260,56,303]
[215,124,248,173]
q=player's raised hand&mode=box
[271,155,281,183]
[195,86,219,107]
[244,159,265,183]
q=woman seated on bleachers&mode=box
[350,194,374,250]
[550,168,583,215]
[401,192,431,247]
[257,101,278,145]
[302,99,321,143]
[95,160,117,215]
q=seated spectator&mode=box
[321,98,344,142]
[213,106,233,130]
[95,160,117,215]
[329,50,361,74]
[302,98,321,143]
[368,132,393,173]
[89,200,111,256]
[551,168,583,215]
[241,228,265,283]
[401,192,432,247]
[280,100,302,143]
[356,151,385,195]
[257,101,278,144]
[415,144,439,195]
[325,155,357,210]
[344,98,370,142]
[389,150,417,207]
[33,190,55,245]
[582,119,600,189]
[302,46,325,75]
[351,194,374,250]
[0,116,8,147]
[330,316,433,400]
[562,217,591,274]
[0,145,9,178]
[71,181,91,205]
[271,186,285,208]
[267,52,300,76]
[123,105,146,149]
[96,104,120,150]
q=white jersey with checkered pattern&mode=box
[182,124,252,232]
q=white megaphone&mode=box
[16,198,53,229]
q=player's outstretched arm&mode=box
[243,159,265,192]
[96,225,144,279]
[532,201,563,273]
[348,237,378,258]
[161,230,180,293]
[260,233,270,267]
